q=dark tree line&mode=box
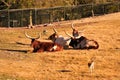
[0,0,119,10]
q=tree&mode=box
[0,0,35,9]
[0,0,119,10]
[0,0,11,10]
[75,0,93,5]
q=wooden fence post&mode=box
[8,9,10,27]
[91,3,95,17]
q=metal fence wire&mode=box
[0,2,120,27]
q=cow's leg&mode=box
[86,40,99,49]
[73,43,81,49]
[33,49,37,52]
[33,48,43,52]
[37,49,44,52]
[49,45,63,51]
[48,45,58,51]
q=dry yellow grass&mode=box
[0,12,120,80]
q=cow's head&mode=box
[48,27,59,42]
[64,30,80,48]
[71,23,79,37]
[71,23,85,38]
[25,32,40,47]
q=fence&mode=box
[0,2,120,27]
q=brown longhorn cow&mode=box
[25,32,63,52]
[48,27,59,42]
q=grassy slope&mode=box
[0,12,120,80]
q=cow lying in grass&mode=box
[67,23,99,49]
[65,31,99,49]
[25,32,63,52]
[48,27,71,49]
[48,24,99,49]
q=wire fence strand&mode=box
[0,2,120,27]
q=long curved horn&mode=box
[78,29,85,37]
[64,30,73,38]
[34,33,40,39]
[71,23,75,30]
[53,27,57,33]
[25,32,33,39]
[78,29,85,33]
[25,32,40,39]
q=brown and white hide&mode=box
[25,32,63,53]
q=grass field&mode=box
[0,12,120,80]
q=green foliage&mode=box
[75,0,93,4]
[0,0,119,10]
[0,1,120,27]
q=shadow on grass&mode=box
[16,42,30,46]
[57,70,72,72]
[80,71,92,77]
[0,48,28,53]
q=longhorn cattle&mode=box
[48,27,71,49]
[65,31,99,49]
[48,24,84,49]
[70,23,99,49]
[25,32,63,52]
[48,24,99,50]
